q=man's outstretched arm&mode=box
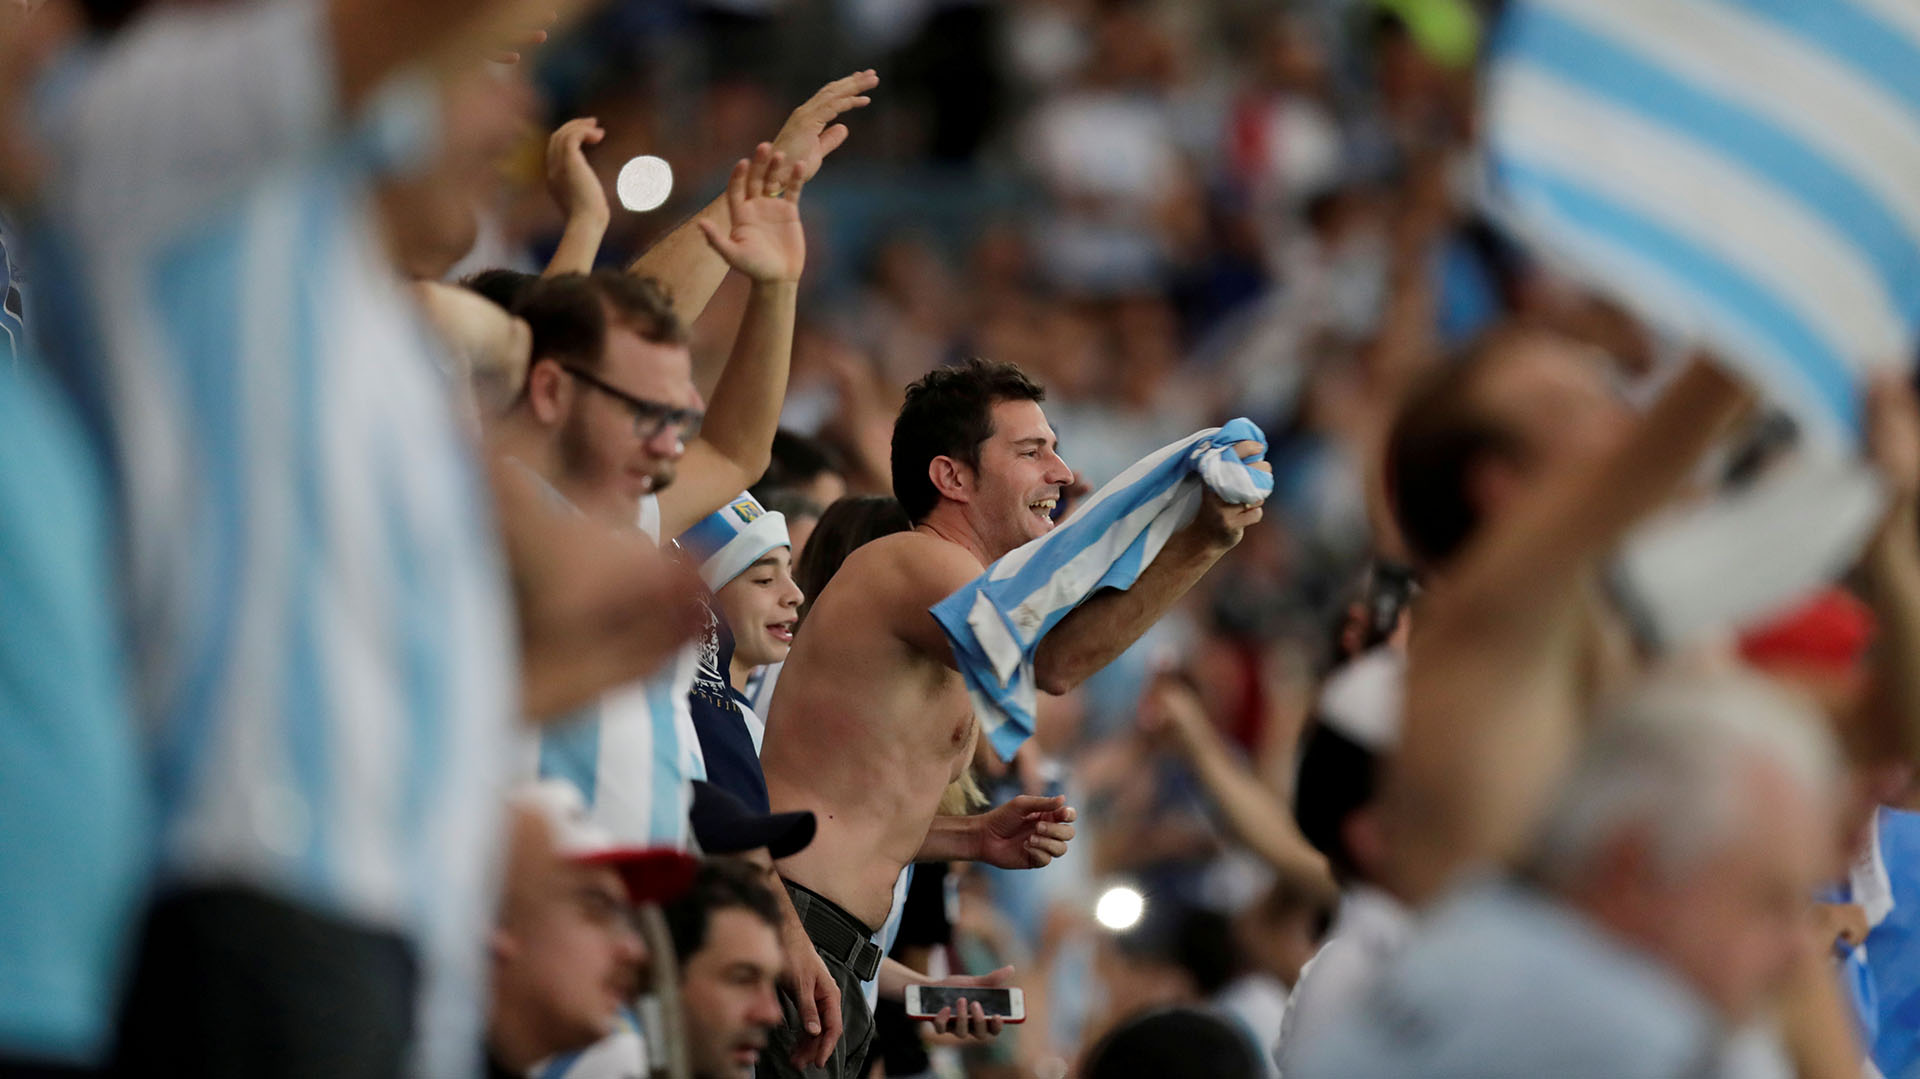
[1031,446,1268,694]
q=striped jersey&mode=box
[533,493,706,851]
[26,2,516,1074]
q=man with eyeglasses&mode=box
[488,781,698,1079]
[490,141,806,852]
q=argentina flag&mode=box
[1484,0,1920,642]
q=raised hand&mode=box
[697,142,806,285]
[1137,673,1211,752]
[1187,439,1270,550]
[771,70,879,187]
[544,116,609,225]
[974,794,1077,870]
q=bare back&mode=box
[760,531,983,928]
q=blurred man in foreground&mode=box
[1290,673,1842,1076]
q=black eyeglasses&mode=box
[559,364,704,442]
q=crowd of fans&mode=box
[6,1,1920,1078]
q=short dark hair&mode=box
[752,431,846,503]
[512,271,688,384]
[460,268,540,312]
[891,359,1046,522]
[1383,344,1526,568]
[1294,720,1382,885]
[1082,1008,1262,1079]
[662,860,781,969]
[793,495,911,625]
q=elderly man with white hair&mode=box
[1289,672,1842,1077]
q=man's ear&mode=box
[524,357,570,425]
[929,455,971,504]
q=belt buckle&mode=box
[846,936,881,982]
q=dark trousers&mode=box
[758,885,877,1079]
[110,885,417,1079]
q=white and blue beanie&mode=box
[678,493,790,592]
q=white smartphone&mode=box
[903,984,1026,1025]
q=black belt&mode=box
[786,880,883,983]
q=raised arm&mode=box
[487,457,706,719]
[412,281,529,416]
[541,117,610,277]
[627,71,876,323]
[1384,356,1750,904]
[1139,675,1333,890]
[1030,447,1269,694]
[653,143,806,537]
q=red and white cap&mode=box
[513,780,698,905]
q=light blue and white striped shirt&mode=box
[533,493,706,851]
[932,419,1272,760]
[26,3,516,1074]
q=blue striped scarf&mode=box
[932,419,1272,759]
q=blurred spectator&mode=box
[663,859,790,1079]
[1290,675,1842,1077]
[488,783,697,1078]
[1082,1007,1264,1079]
[22,2,543,1074]
[1021,1,1198,294]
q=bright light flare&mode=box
[1095,885,1145,931]
[617,155,674,212]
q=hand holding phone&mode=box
[902,984,1026,1033]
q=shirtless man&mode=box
[760,359,1269,1075]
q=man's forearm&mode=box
[876,957,928,1002]
[627,193,731,322]
[916,816,979,863]
[1174,722,1332,888]
[699,279,797,474]
[1033,528,1229,695]
[545,209,609,277]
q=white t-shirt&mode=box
[1277,883,1410,1070]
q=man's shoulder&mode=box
[856,529,982,575]
[800,532,982,653]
